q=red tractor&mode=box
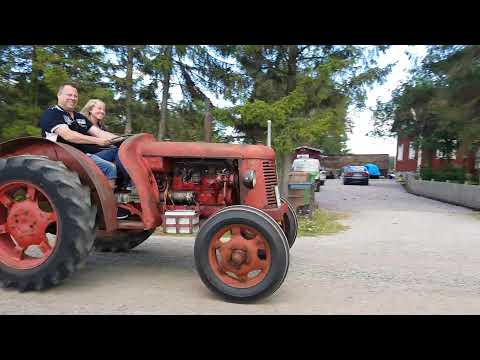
[0,133,298,302]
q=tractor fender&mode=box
[0,137,117,232]
[118,133,162,229]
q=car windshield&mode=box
[292,158,320,172]
[348,166,366,172]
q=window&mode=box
[397,144,404,161]
[408,143,416,160]
[451,148,456,160]
[436,148,456,159]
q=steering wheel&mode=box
[108,133,136,145]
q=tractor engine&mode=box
[154,159,237,217]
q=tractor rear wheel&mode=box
[194,205,289,302]
[94,229,154,252]
[0,156,96,291]
[280,197,298,248]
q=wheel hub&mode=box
[231,249,247,266]
[6,201,46,248]
[208,224,272,289]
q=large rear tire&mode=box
[194,205,289,303]
[0,156,96,291]
[94,229,154,252]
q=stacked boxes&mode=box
[163,210,199,234]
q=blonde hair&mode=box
[80,99,106,127]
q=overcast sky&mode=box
[346,45,428,156]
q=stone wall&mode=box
[404,174,480,210]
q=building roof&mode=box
[295,146,323,153]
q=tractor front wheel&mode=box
[0,156,96,291]
[194,205,289,302]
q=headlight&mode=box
[243,169,256,189]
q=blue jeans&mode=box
[87,153,117,180]
[88,148,129,183]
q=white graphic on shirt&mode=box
[76,118,87,127]
[63,115,73,125]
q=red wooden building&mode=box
[395,136,479,175]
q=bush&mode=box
[420,165,465,183]
[465,173,480,185]
[420,166,434,181]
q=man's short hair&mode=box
[57,83,78,95]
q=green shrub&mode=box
[420,166,434,180]
[420,164,465,183]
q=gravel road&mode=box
[1,179,479,314]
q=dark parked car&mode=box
[325,169,336,179]
[341,165,369,185]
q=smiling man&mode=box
[38,83,130,219]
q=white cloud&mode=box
[346,45,428,156]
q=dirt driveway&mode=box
[1,179,479,314]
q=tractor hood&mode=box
[138,134,276,160]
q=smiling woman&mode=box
[81,99,107,130]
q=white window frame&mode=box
[397,144,404,161]
[408,143,416,160]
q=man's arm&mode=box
[87,126,119,141]
[55,126,112,147]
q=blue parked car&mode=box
[363,163,381,179]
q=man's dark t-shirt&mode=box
[39,105,103,154]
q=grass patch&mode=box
[153,209,350,237]
[298,209,350,236]
[472,212,480,220]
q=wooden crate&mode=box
[288,171,309,183]
[287,183,314,211]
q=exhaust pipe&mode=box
[267,120,272,148]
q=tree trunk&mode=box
[124,46,134,134]
[204,100,213,142]
[157,46,173,140]
[277,46,299,197]
[421,148,433,168]
[30,46,39,108]
[286,45,298,94]
[278,152,293,197]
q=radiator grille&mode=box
[263,160,278,207]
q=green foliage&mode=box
[0,45,117,142]
[212,45,391,158]
[0,45,390,151]
[420,165,466,183]
[1,120,41,139]
[373,45,480,162]
[298,209,349,236]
